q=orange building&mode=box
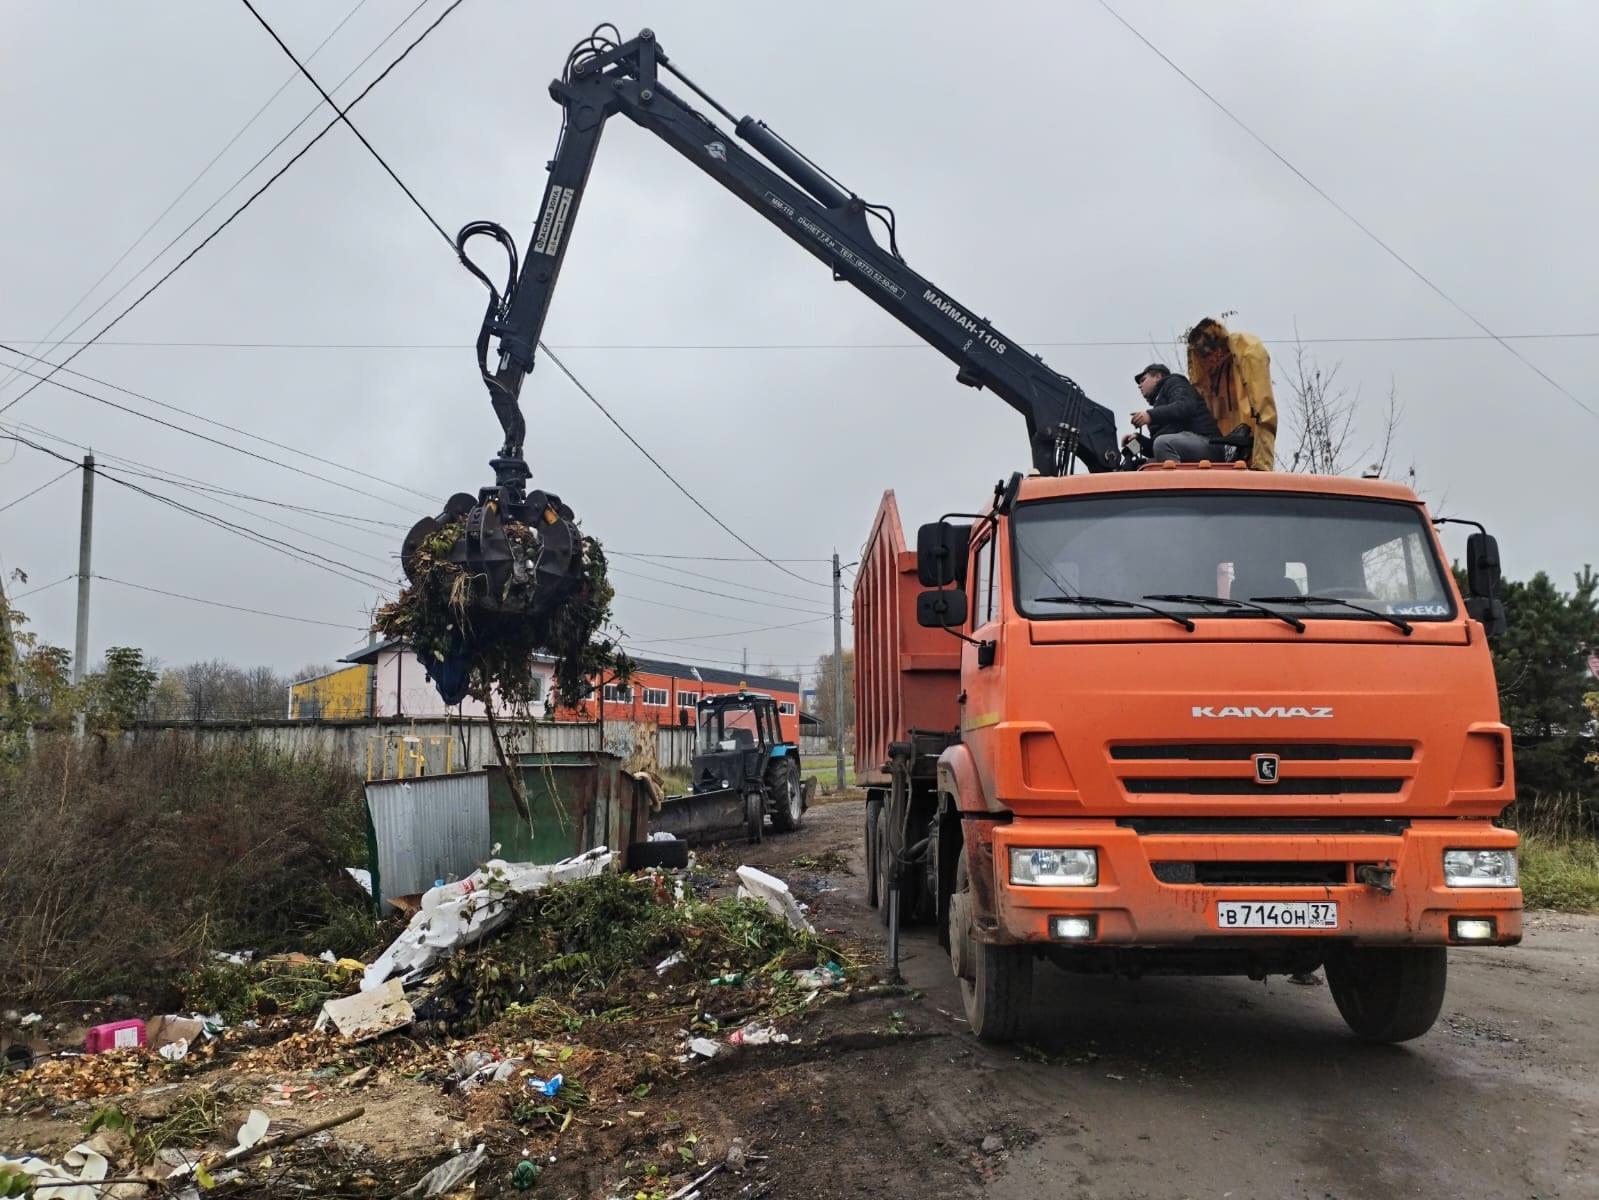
[567,656,801,743]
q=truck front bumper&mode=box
[987,819,1521,947]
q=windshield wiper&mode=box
[1249,594,1414,636]
[1032,594,1195,631]
[1144,593,1306,633]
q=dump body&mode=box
[855,466,1520,1039]
[853,491,961,789]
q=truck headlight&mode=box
[1443,849,1518,887]
[1010,848,1097,887]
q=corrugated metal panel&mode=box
[365,771,490,904]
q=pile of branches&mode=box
[374,518,630,711]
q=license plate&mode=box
[1216,901,1338,930]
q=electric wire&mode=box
[6,331,1599,349]
[94,574,367,630]
[608,551,831,599]
[1096,0,1595,422]
[0,0,464,420]
[238,5,831,591]
[0,0,374,401]
[8,574,75,603]
[0,466,76,516]
[609,566,837,619]
[0,344,437,503]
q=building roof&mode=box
[626,655,796,692]
[341,640,794,692]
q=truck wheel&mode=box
[744,790,765,844]
[1324,946,1447,1043]
[865,794,883,909]
[769,759,804,833]
[950,855,1031,1042]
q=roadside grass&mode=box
[801,755,856,790]
[1518,835,1599,912]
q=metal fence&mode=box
[124,717,696,778]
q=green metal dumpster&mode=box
[486,751,645,866]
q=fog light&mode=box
[1010,848,1098,887]
[1451,917,1497,942]
[1443,848,1517,887]
[1051,915,1097,940]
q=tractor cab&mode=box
[692,691,786,796]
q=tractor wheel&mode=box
[950,854,1031,1042]
[744,789,765,845]
[769,759,804,833]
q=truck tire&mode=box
[950,855,1031,1042]
[769,759,804,833]
[865,793,883,909]
[875,807,893,926]
[1324,946,1447,1043]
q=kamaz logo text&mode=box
[1191,705,1334,719]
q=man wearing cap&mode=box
[1125,363,1223,462]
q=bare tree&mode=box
[1281,339,1411,482]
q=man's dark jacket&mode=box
[1146,373,1222,441]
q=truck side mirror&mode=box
[1465,596,1508,640]
[917,522,971,587]
[916,588,968,629]
[1466,532,1501,597]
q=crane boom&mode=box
[459,26,1120,486]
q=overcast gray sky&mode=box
[2,0,1594,682]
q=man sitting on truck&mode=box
[1124,363,1224,462]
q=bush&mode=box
[0,734,370,1004]
[1519,835,1599,912]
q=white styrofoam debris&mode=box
[734,865,814,934]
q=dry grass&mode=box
[0,733,372,1005]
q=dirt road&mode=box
[745,795,1599,1200]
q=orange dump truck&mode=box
[855,465,1519,1042]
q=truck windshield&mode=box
[1011,492,1455,622]
[698,704,760,753]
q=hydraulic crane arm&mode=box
[458,26,1121,484]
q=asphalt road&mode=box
[767,797,1599,1199]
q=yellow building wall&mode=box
[289,665,371,719]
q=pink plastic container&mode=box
[84,1019,146,1054]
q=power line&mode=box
[10,331,1596,350]
[0,344,436,503]
[3,430,394,592]
[0,0,464,420]
[0,353,435,510]
[630,615,833,643]
[95,574,366,630]
[7,419,408,538]
[610,551,833,563]
[8,574,75,603]
[1096,0,1596,423]
[0,466,76,516]
[237,8,830,592]
[239,0,455,248]
[608,551,831,599]
[609,566,836,619]
[0,0,374,402]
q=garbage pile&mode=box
[0,848,855,1198]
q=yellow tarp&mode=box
[1187,318,1277,470]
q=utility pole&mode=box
[0,569,18,703]
[72,453,95,737]
[832,551,845,792]
[741,646,748,678]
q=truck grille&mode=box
[1111,742,1412,761]
[1112,742,1413,799]
[1152,861,1349,886]
[1123,777,1404,796]
[1119,817,1409,836]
